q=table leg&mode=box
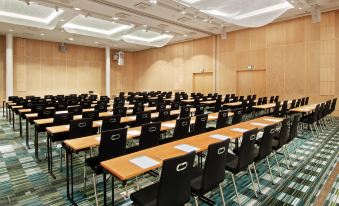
[26,120,30,149]
[103,171,107,206]
[12,111,15,129]
[2,101,4,117]
[6,103,8,119]
[49,136,56,179]
[9,108,11,123]
[66,147,70,199]
[112,174,114,206]
[19,116,22,137]
[34,125,41,162]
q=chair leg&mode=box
[219,183,226,206]
[284,145,293,167]
[247,166,258,198]
[282,147,290,170]
[266,157,275,184]
[60,148,63,172]
[292,141,300,161]
[194,196,199,206]
[273,151,282,177]
[231,173,241,205]
[92,174,99,206]
[83,152,87,192]
[252,163,262,194]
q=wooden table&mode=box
[290,104,318,113]
[99,116,282,205]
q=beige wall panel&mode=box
[236,51,250,70]
[237,71,252,95]
[250,49,266,70]
[252,70,266,96]
[67,44,78,61]
[52,58,67,92]
[193,73,213,94]
[285,43,306,95]
[217,52,236,93]
[66,60,78,92]
[26,57,41,92]
[40,41,53,59]
[305,17,320,42]
[14,55,26,92]
[219,33,235,53]
[305,42,320,95]
[235,29,250,52]
[336,40,339,94]
[336,10,339,38]
[40,58,54,93]
[285,17,305,44]
[26,39,41,58]
[266,46,285,95]
[0,36,5,102]
[250,27,266,50]
[267,21,285,47]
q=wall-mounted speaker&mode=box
[113,51,124,66]
[59,43,68,53]
[311,7,321,23]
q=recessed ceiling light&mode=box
[112,17,119,20]
[298,7,302,10]
[180,10,187,14]
[40,33,45,36]
[165,30,170,33]
[68,37,74,41]
[149,0,157,4]
[95,41,99,44]
[74,7,81,11]
[9,29,14,32]
[203,19,208,22]
[60,19,65,22]
[183,34,188,37]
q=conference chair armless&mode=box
[130,152,195,206]
[160,117,191,144]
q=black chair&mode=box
[274,96,279,103]
[171,101,180,110]
[68,118,93,139]
[134,111,151,127]
[300,105,320,137]
[272,119,292,169]
[191,114,208,135]
[195,104,205,116]
[262,97,268,104]
[113,107,127,117]
[82,110,99,120]
[305,97,309,105]
[85,128,127,206]
[68,105,83,117]
[156,102,167,111]
[38,108,56,119]
[279,101,288,117]
[127,122,161,153]
[271,101,281,117]
[94,104,107,112]
[101,115,121,131]
[286,115,301,160]
[207,110,228,131]
[153,109,171,122]
[254,124,282,185]
[224,129,259,204]
[269,96,275,103]
[133,105,145,115]
[160,117,191,144]
[228,109,242,126]
[130,152,195,206]
[179,106,191,118]
[191,140,230,206]
[55,102,68,111]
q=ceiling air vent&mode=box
[177,17,191,22]
[207,27,218,31]
[158,24,169,28]
[115,12,131,19]
[134,2,151,10]
[187,32,197,35]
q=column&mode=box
[6,33,13,98]
[105,46,110,97]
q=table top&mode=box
[100,116,282,181]
[290,104,318,113]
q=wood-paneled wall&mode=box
[133,37,215,93]
[0,36,5,103]
[13,38,106,97]
[110,51,134,95]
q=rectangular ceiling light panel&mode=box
[63,15,132,41]
[121,29,174,47]
[0,0,63,29]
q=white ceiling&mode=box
[0,0,338,52]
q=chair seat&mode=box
[300,116,314,124]
[130,183,158,206]
[85,156,103,175]
[190,167,204,194]
[224,153,239,173]
[272,139,279,150]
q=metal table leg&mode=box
[34,124,41,162]
[12,111,15,129]
[103,171,107,206]
[19,115,23,137]
[26,120,30,149]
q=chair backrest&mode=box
[274,96,279,103]
[257,124,276,160]
[69,118,93,139]
[232,96,238,102]
[272,102,281,117]
[305,97,309,105]
[216,110,228,129]
[113,107,127,116]
[68,105,83,116]
[98,128,127,162]
[317,103,324,120]
[157,152,195,206]
[173,117,191,140]
[32,104,46,113]
[269,96,275,103]
[55,102,68,111]
[201,139,230,193]
[53,113,71,126]
[239,96,244,102]
[156,102,166,111]
[276,118,289,148]
[232,109,242,125]
[300,97,305,106]
[262,97,268,104]
[158,109,171,121]
[195,104,205,116]
[280,101,288,116]
[133,105,144,115]
[135,111,151,126]
[193,114,208,135]
[257,97,263,105]
[290,99,296,109]
[101,115,121,131]
[237,128,258,171]
[82,110,99,120]
[81,100,92,109]
[179,106,191,118]
[139,122,161,150]
[288,115,300,143]
[330,98,337,113]
[296,99,301,107]
[171,101,180,110]
[38,109,56,119]
[95,104,108,112]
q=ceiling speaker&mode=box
[311,7,321,23]
[221,27,227,40]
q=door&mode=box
[237,70,266,96]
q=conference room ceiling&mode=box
[0,0,338,52]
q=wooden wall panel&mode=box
[13,38,105,97]
[285,17,305,44]
[266,46,285,96]
[0,36,5,103]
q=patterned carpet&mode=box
[0,112,338,206]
